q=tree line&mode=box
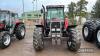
[67,0,100,24]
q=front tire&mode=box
[15,24,26,40]
[0,32,11,49]
[33,27,44,51]
[67,29,81,51]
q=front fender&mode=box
[13,22,25,34]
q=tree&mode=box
[76,0,88,24]
[91,0,100,18]
[67,2,76,24]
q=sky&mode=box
[0,0,97,15]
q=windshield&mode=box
[47,8,64,20]
[0,13,6,20]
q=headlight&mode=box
[52,35,55,37]
[51,28,55,31]
[57,34,60,37]
[56,28,60,31]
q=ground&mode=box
[0,25,100,56]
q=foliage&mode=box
[91,0,100,18]
[76,0,88,17]
[67,2,76,19]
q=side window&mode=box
[5,13,10,25]
[10,13,15,26]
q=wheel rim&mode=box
[68,41,72,47]
[97,30,100,42]
[4,34,11,46]
[67,41,76,49]
[21,28,25,36]
[84,27,89,37]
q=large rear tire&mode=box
[0,32,11,49]
[67,29,81,51]
[15,24,26,40]
[95,26,100,48]
[33,27,44,51]
[82,21,96,42]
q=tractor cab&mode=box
[41,5,65,37]
[46,5,64,21]
[46,5,64,38]
[0,10,18,30]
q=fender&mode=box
[15,19,24,28]
[13,19,25,34]
[64,18,69,30]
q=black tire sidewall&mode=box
[15,24,25,40]
[95,26,100,48]
[82,25,93,42]
[67,29,81,51]
[0,32,11,49]
[33,27,44,51]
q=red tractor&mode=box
[33,5,81,51]
[0,10,26,48]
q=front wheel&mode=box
[67,29,81,51]
[15,24,26,40]
[33,27,44,51]
[0,32,11,49]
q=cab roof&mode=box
[0,9,17,14]
[46,5,64,9]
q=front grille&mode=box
[50,22,61,33]
[51,22,60,28]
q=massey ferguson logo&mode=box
[52,18,60,22]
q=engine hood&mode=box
[51,18,61,22]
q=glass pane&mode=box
[47,8,64,20]
[0,13,7,20]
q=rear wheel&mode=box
[33,27,44,51]
[15,24,26,40]
[82,21,95,42]
[95,26,100,48]
[67,29,81,51]
[0,32,11,49]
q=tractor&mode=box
[0,10,25,48]
[33,5,81,51]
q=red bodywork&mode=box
[0,19,23,30]
[0,24,5,30]
[64,18,69,29]
[41,18,69,30]
[15,19,24,27]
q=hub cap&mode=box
[4,35,10,45]
[21,28,25,36]
[68,41,72,46]
[67,40,76,49]
[84,27,89,37]
[97,30,100,42]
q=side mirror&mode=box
[41,9,43,13]
[0,19,6,24]
[3,20,6,24]
[11,13,15,17]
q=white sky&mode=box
[0,0,97,15]
[39,0,96,12]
